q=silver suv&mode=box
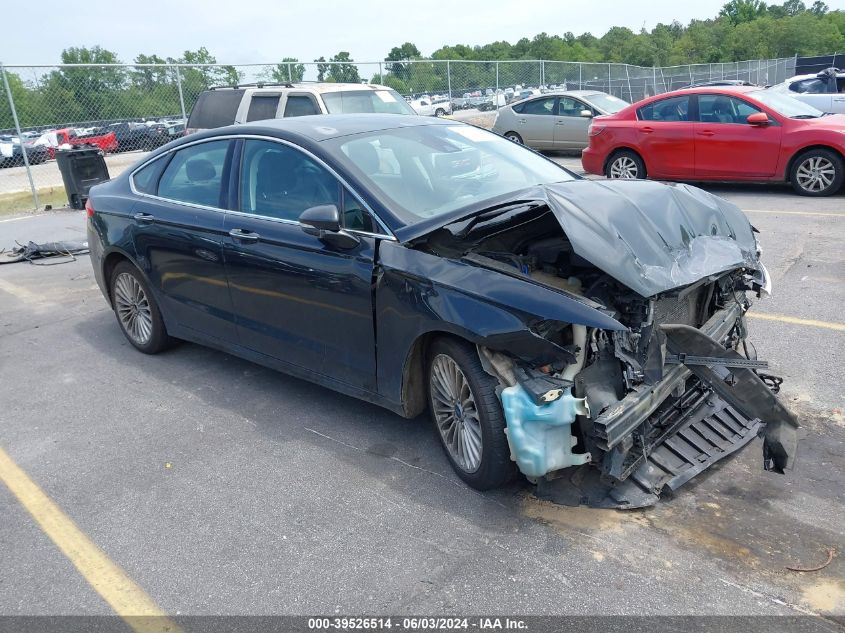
[186,82,415,133]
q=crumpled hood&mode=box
[541,179,759,297]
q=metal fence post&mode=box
[287,63,292,82]
[447,60,452,101]
[541,60,545,87]
[579,63,582,90]
[378,61,383,83]
[495,61,499,93]
[1,62,39,210]
[174,65,187,122]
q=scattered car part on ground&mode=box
[493,91,629,150]
[0,239,89,264]
[55,146,110,210]
[87,114,797,506]
[581,85,845,195]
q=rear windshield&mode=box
[187,90,245,130]
[321,90,415,115]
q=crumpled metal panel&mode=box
[542,179,760,297]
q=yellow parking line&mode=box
[747,312,845,332]
[743,209,843,218]
[0,446,183,633]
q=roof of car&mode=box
[220,113,450,141]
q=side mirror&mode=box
[299,204,360,250]
[580,109,593,118]
[747,112,769,125]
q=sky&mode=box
[0,0,753,67]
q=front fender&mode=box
[375,242,625,407]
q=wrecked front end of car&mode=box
[400,179,798,508]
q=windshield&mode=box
[322,89,415,115]
[328,124,575,222]
[751,89,825,117]
[586,93,629,113]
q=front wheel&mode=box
[606,150,646,180]
[790,149,843,196]
[427,338,515,490]
[110,261,172,354]
[435,108,446,117]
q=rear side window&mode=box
[132,157,168,194]
[637,96,690,121]
[157,140,231,208]
[187,90,245,130]
[519,97,557,115]
[246,95,281,122]
[284,95,320,117]
[322,90,414,115]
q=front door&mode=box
[131,139,238,342]
[553,96,592,149]
[694,94,782,178]
[223,138,378,390]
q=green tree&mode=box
[327,52,360,83]
[386,42,422,81]
[267,58,306,83]
[720,0,769,25]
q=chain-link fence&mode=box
[0,56,796,213]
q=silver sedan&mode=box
[492,90,629,150]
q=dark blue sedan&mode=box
[87,114,797,506]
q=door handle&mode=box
[133,212,155,223]
[518,118,526,124]
[640,126,654,134]
[697,130,715,137]
[229,228,260,243]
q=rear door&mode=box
[553,96,592,149]
[130,139,238,342]
[512,96,558,149]
[694,94,782,178]
[634,95,695,178]
[244,93,282,122]
[222,138,379,390]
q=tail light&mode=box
[588,124,606,137]
[85,198,95,218]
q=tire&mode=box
[110,261,172,354]
[427,338,515,490]
[789,148,844,196]
[435,108,446,117]
[606,149,646,180]
[504,132,523,144]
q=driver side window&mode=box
[240,140,340,221]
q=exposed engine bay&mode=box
[417,203,798,508]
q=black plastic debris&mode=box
[0,240,89,265]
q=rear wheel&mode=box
[110,261,172,354]
[435,108,446,117]
[504,132,523,144]
[427,338,515,490]
[789,149,843,196]
[606,150,646,180]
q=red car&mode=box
[43,127,119,159]
[581,86,845,196]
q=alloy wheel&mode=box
[795,156,835,193]
[609,156,639,179]
[429,354,483,473]
[113,272,153,345]
[505,133,522,144]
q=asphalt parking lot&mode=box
[0,162,843,626]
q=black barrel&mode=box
[55,145,110,210]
